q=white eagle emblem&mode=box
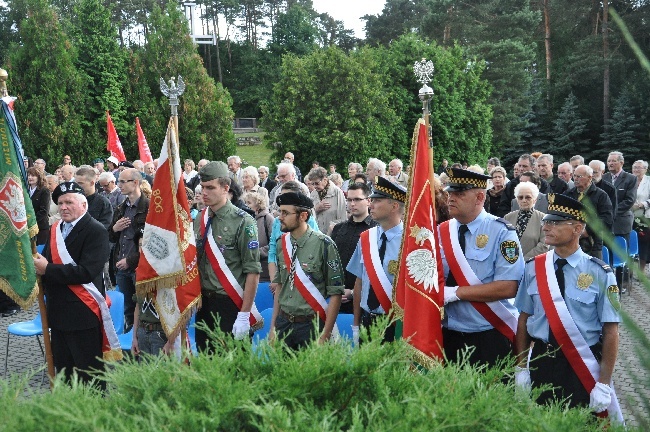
[0,176,28,233]
[406,249,438,293]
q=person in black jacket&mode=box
[27,166,51,245]
[258,165,277,193]
[498,154,550,217]
[536,154,569,194]
[32,182,111,387]
[75,166,113,230]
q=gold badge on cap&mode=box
[388,260,398,275]
[577,273,593,290]
[476,234,489,248]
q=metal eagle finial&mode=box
[160,76,186,116]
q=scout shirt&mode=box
[194,201,262,295]
[273,226,345,316]
[346,223,403,314]
[440,209,524,333]
[515,248,621,346]
[135,294,161,324]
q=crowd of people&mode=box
[4,147,648,420]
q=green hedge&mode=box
[0,327,624,431]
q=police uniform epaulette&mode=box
[590,256,613,273]
[495,217,516,231]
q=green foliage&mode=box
[262,46,404,175]
[268,4,318,57]
[551,92,589,161]
[598,91,646,162]
[7,0,87,164]
[0,328,622,431]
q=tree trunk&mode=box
[444,5,452,45]
[213,13,223,84]
[543,0,551,105]
[603,0,610,126]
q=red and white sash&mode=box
[50,221,122,361]
[439,219,518,342]
[359,227,392,313]
[535,252,622,421]
[200,209,263,330]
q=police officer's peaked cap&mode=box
[543,193,586,222]
[199,161,229,181]
[444,168,491,192]
[369,176,407,203]
[52,181,85,203]
[276,192,314,209]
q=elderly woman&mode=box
[329,172,344,189]
[306,166,347,233]
[241,166,269,208]
[632,160,650,270]
[27,167,52,245]
[182,159,198,188]
[243,192,274,282]
[505,181,548,260]
[485,166,507,217]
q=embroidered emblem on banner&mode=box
[500,240,519,264]
[410,224,434,246]
[406,249,437,292]
[577,273,593,290]
[476,234,489,248]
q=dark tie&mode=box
[368,232,388,310]
[555,258,568,298]
[446,224,469,286]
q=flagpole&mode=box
[413,59,436,215]
[160,76,185,144]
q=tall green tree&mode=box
[127,4,235,162]
[551,92,589,161]
[7,0,87,164]
[267,4,318,57]
[362,0,427,46]
[598,91,646,162]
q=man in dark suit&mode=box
[589,160,618,219]
[603,151,636,241]
[33,182,112,387]
[536,154,569,194]
[258,165,277,193]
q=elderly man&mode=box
[589,160,618,218]
[306,166,347,233]
[144,161,156,178]
[270,192,343,349]
[536,154,568,194]
[347,177,405,343]
[440,168,524,367]
[388,158,409,189]
[557,162,575,188]
[366,158,386,188]
[258,165,276,193]
[283,152,303,182]
[61,164,76,182]
[515,194,621,420]
[563,165,613,259]
[34,158,49,175]
[603,151,636,242]
[98,171,125,210]
[341,162,363,193]
[268,162,310,215]
[33,181,119,387]
[226,155,244,187]
[570,155,585,171]
[75,166,113,230]
[194,161,261,350]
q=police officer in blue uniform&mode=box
[515,194,621,413]
[441,168,525,367]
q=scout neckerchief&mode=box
[359,227,392,313]
[200,208,263,331]
[50,220,123,361]
[439,219,518,343]
[534,252,622,422]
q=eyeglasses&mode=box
[573,174,590,179]
[118,179,135,184]
[277,173,289,179]
[516,195,533,200]
[346,198,367,203]
[279,210,299,217]
[541,220,577,227]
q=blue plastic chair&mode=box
[629,230,639,258]
[118,329,134,351]
[107,290,125,335]
[255,282,274,311]
[36,244,45,254]
[4,313,45,377]
[335,313,354,340]
[611,236,628,269]
[187,312,197,355]
[252,308,275,344]
[602,246,611,266]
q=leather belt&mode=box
[201,290,229,299]
[141,322,163,332]
[279,309,315,323]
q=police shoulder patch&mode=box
[500,240,520,264]
[590,256,613,273]
[495,217,516,231]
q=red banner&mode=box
[135,117,153,163]
[106,111,126,161]
[394,119,445,364]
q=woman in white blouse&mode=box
[632,160,650,270]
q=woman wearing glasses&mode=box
[505,181,548,260]
[305,167,347,234]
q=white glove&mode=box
[352,325,360,347]
[232,312,251,340]
[589,382,611,413]
[444,286,460,305]
[514,366,531,395]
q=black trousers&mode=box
[275,314,324,350]
[195,292,240,353]
[443,327,512,367]
[530,339,602,408]
[50,326,104,389]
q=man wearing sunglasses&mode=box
[515,193,622,421]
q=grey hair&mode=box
[98,171,116,183]
[633,160,648,170]
[227,155,241,164]
[607,151,624,163]
[570,155,585,164]
[367,158,386,176]
[589,160,606,171]
[390,159,403,169]
[242,166,260,185]
[538,154,553,164]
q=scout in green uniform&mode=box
[270,192,344,349]
[194,161,261,352]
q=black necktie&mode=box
[368,232,388,311]
[555,258,568,298]
[446,224,469,286]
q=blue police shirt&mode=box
[515,248,621,346]
[346,223,403,314]
[441,210,524,332]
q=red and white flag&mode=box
[136,118,201,338]
[106,111,126,161]
[135,117,153,163]
[394,118,445,365]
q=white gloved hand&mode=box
[232,312,251,340]
[444,286,460,305]
[589,382,611,413]
[514,366,531,395]
[352,325,360,347]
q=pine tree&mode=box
[551,92,589,161]
[598,92,646,163]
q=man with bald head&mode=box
[61,165,76,182]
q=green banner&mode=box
[0,100,38,308]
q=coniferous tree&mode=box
[551,92,589,161]
[598,92,645,162]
